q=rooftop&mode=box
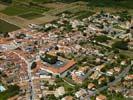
[35,58,76,75]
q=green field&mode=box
[0,19,19,32]
[1,5,49,16]
[19,12,43,19]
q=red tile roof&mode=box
[35,60,76,74]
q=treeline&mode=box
[86,0,133,9]
[0,0,12,3]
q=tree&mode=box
[118,11,132,22]
[94,35,111,43]
[56,52,65,58]
[40,54,58,64]
[83,33,87,37]
[81,80,89,88]
[40,97,44,100]
[46,94,57,100]
[108,76,115,82]
[31,62,37,69]
[55,75,60,79]
[55,46,59,50]
[119,54,127,59]
[48,85,54,90]
[112,41,128,50]
[101,68,106,73]
[113,48,119,54]
[65,24,73,32]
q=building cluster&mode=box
[0,11,133,100]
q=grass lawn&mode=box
[55,78,76,94]
[0,19,19,32]
[1,5,49,16]
[19,12,43,19]
[56,81,75,92]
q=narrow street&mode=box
[12,52,36,100]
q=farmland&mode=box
[0,0,132,29]
[1,5,49,16]
[0,19,19,32]
[19,12,43,20]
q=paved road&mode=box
[12,52,36,100]
[94,65,131,94]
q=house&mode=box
[98,77,106,85]
[90,71,102,80]
[71,66,89,83]
[78,66,89,73]
[75,89,87,98]
[71,69,86,84]
[124,74,133,80]
[108,86,122,93]
[96,64,105,71]
[96,94,107,100]
[88,83,96,90]
[113,67,121,73]
[120,61,126,66]
[71,71,84,84]
[128,41,133,49]
[106,69,114,76]
[124,89,133,99]
[54,86,65,97]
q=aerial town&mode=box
[0,0,133,100]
